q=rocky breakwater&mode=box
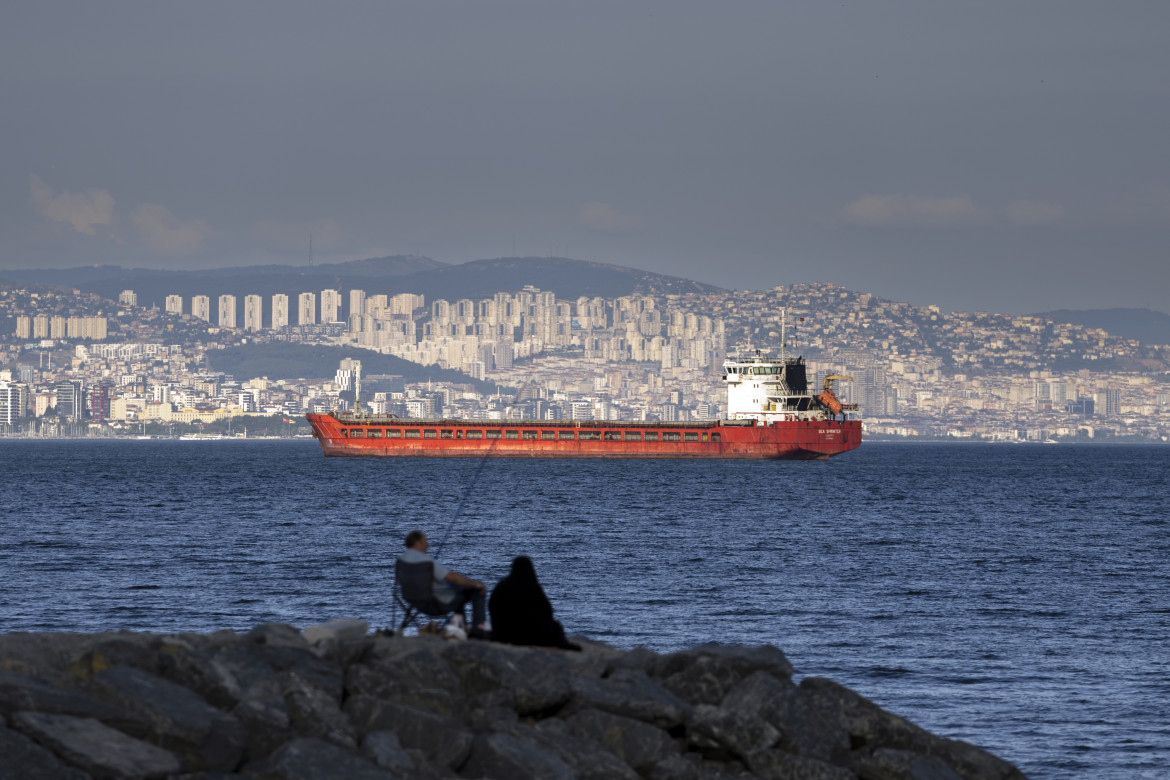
[0,622,1026,780]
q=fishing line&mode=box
[432,435,499,558]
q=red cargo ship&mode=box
[307,347,861,460]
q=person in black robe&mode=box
[489,556,580,650]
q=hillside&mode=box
[206,343,499,392]
[1032,308,1170,346]
[0,255,446,310]
[0,256,722,309]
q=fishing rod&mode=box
[432,435,500,558]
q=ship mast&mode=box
[780,307,787,361]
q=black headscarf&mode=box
[489,556,578,650]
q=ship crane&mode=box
[817,374,859,416]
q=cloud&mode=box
[841,194,984,228]
[578,202,644,233]
[129,204,213,254]
[1006,200,1066,227]
[29,174,116,235]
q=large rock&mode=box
[245,737,400,780]
[744,749,857,780]
[564,668,692,728]
[652,645,794,684]
[800,678,1025,780]
[0,672,126,722]
[440,642,572,715]
[854,747,964,780]
[724,671,850,766]
[280,670,356,748]
[302,619,370,645]
[345,696,473,770]
[563,707,680,773]
[91,664,244,771]
[361,730,415,772]
[686,703,781,759]
[481,716,640,780]
[659,653,756,707]
[12,711,181,779]
[231,696,293,763]
[0,723,90,780]
[459,733,575,780]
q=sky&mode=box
[2,1,1168,315]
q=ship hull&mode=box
[306,414,860,460]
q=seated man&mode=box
[398,530,488,634]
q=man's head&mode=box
[405,530,428,551]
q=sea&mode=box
[1,439,1166,778]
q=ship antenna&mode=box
[780,307,787,361]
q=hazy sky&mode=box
[3,2,1168,314]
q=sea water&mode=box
[1,439,1167,778]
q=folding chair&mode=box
[394,559,456,633]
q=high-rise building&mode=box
[165,295,183,315]
[55,380,85,420]
[272,294,289,329]
[50,316,67,339]
[244,295,263,332]
[348,289,366,333]
[0,382,30,426]
[298,292,316,325]
[15,316,31,340]
[218,295,237,329]
[321,289,342,323]
[192,295,211,322]
[87,383,112,420]
[32,315,49,339]
[1102,387,1122,417]
[118,290,137,306]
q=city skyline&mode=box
[3,3,1169,316]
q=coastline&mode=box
[0,623,1025,779]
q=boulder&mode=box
[303,619,370,645]
[652,645,794,684]
[743,749,858,780]
[12,711,181,779]
[459,733,576,780]
[245,737,399,780]
[280,670,356,748]
[440,642,572,715]
[660,653,754,706]
[0,671,126,722]
[344,696,473,770]
[91,664,244,771]
[361,730,415,771]
[253,644,344,702]
[246,623,312,650]
[724,671,850,766]
[563,707,680,773]
[563,668,692,728]
[854,747,964,780]
[686,703,781,758]
[231,696,293,763]
[799,679,1025,780]
[0,723,90,780]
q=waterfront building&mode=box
[244,295,263,332]
[192,295,211,322]
[0,382,30,426]
[55,379,85,420]
[272,294,289,329]
[298,292,316,326]
[165,295,183,315]
[218,295,237,329]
